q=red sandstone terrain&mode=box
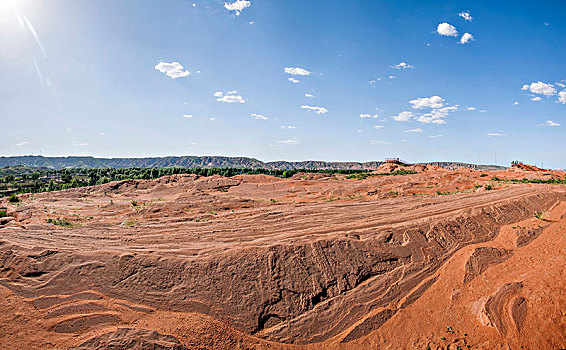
[0,165,565,349]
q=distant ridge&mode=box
[0,155,506,171]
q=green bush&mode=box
[8,194,20,203]
[0,210,7,218]
[47,217,76,228]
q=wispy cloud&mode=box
[487,132,506,137]
[288,77,300,83]
[374,125,385,129]
[215,90,246,103]
[360,113,378,118]
[155,62,190,79]
[370,140,391,145]
[559,91,566,104]
[538,120,560,127]
[392,111,413,122]
[429,134,443,138]
[391,62,414,70]
[459,12,472,21]
[284,67,311,76]
[224,0,250,16]
[15,141,29,146]
[281,125,296,129]
[251,113,268,120]
[404,128,423,133]
[305,93,314,98]
[277,139,299,145]
[182,114,193,119]
[301,105,328,114]
[416,105,458,124]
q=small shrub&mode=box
[131,200,138,207]
[121,219,136,227]
[534,211,548,221]
[0,210,7,218]
[436,191,450,196]
[8,194,20,203]
[47,217,76,228]
[485,184,493,190]
[480,174,488,177]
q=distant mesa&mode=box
[0,155,506,171]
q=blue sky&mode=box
[1,0,565,168]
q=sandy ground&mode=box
[0,166,564,349]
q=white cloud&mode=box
[210,117,216,121]
[97,132,106,136]
[15,141,29,146]
[531,96,542,101]
[288,77,300,83]
[479,109,487,113]
[459,12,472,21]
[389,75,396,79]
[73,142,89,146]
[513,101,519,105]
[556,82,566,88]
[224,0,250,15]
[429,134,443,138]
[277,139,299,145]
[374,125,384,129]
[215,91,246,103]
[410,95,445,109]
[437,23,458,37]
[459,33,474,44]
[155,61,190,79]
[182,114,193,119]
[301,105,328,114]
[538,120,560,127]
[487,132,505,137]
[391,62,414,70]
[284,67,311,76]
[522,81,556,96]
[466,107,476,111]
[281,125,296,129]
[370,140,391,145]
[249,21,254,25]
[559,91,566,104]
[404,128,423,133]
[360,113,378,118]
[392,111,413,122]
[305,93,314,98]
[416,105,458,124]
[251,113,268,120]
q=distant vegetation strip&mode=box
[0,166,370,197]
[491,176,566,185]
